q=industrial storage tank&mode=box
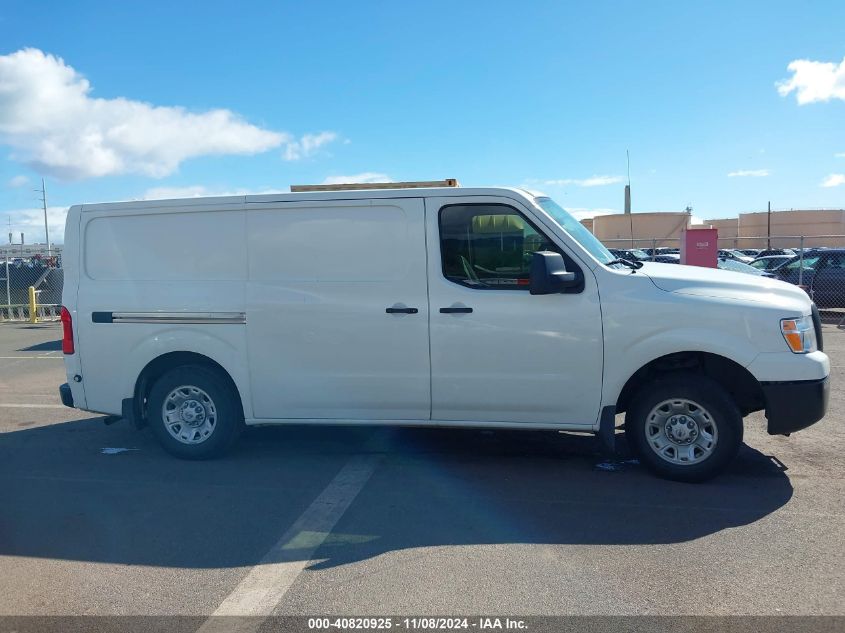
[738,209,845,248]
[704,218,739,244]
[592,212,691,249]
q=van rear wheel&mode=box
[148,365,242,459]
[625,374,742,482]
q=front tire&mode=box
[147,365,242,459]
[625,374,743,482]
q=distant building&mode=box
[0,243,62,259]
[584,209,845,250]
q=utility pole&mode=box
[767,201,771,250]
[625,150,633,248]
[39,178,51,257]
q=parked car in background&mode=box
[653,254,775,278]
[652,254,681,264]
[737,249,762,258]
[717,257,775,278]
[771,249,845,308]
[642,247,675,257]
[750,255,792,271]
[608,247,650,262]
[757,248,796,258]
[718,249,754,264]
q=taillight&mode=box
[60,306,74,354]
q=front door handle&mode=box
[440,306,473,314]
[386,306,418,314]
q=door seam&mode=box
[423,198,434,421]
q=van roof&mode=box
[77,186,536,213]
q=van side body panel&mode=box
[75,205,252,416]
[244,198,431,420]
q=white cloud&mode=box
[141,185,284,199]
[542,175,624,187]
[727,169,770,178]
[5,206,68,244]
[283,131,339,161]
[0,48,293,179]
[142,185,212,199]
[321,172,391,185]
[836,152,845,158]
[7,174,29,187]
[777,56,845,104]
[821,174,845,188]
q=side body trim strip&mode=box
[92,311,245,324]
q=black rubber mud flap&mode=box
[598,405,616,455]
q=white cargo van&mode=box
[59,181,829,481]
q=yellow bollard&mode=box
[28,286,38,324]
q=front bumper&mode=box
[59,382,74,408]
[762,376,829,435]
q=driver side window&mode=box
[439,204,559,290]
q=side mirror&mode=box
[530,251,578,295]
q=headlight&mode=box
[781,315,817,353]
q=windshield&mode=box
[534,197,614,264]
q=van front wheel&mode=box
[148,365,242,459]
[625,375,742,482]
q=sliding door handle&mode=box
[440,306,473,314]
[386,306,419,314]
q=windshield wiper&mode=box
[606,258,643,270]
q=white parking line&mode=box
[0,403,65,409]
[197,453,381,630]
[0,356,62,360]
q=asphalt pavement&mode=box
[0,321,842,618]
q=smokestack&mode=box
[624,184,631,214]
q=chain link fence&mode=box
[0,256,63,322]
[602,234,845,312]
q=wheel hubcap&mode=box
[162,386,217,445]
[645,398,718,465]
[178,399,206,426]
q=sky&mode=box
[0,0,844,243]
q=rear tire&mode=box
[625,374,743,482]
[147,365,242,459]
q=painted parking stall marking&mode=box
[197,453,382,632]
